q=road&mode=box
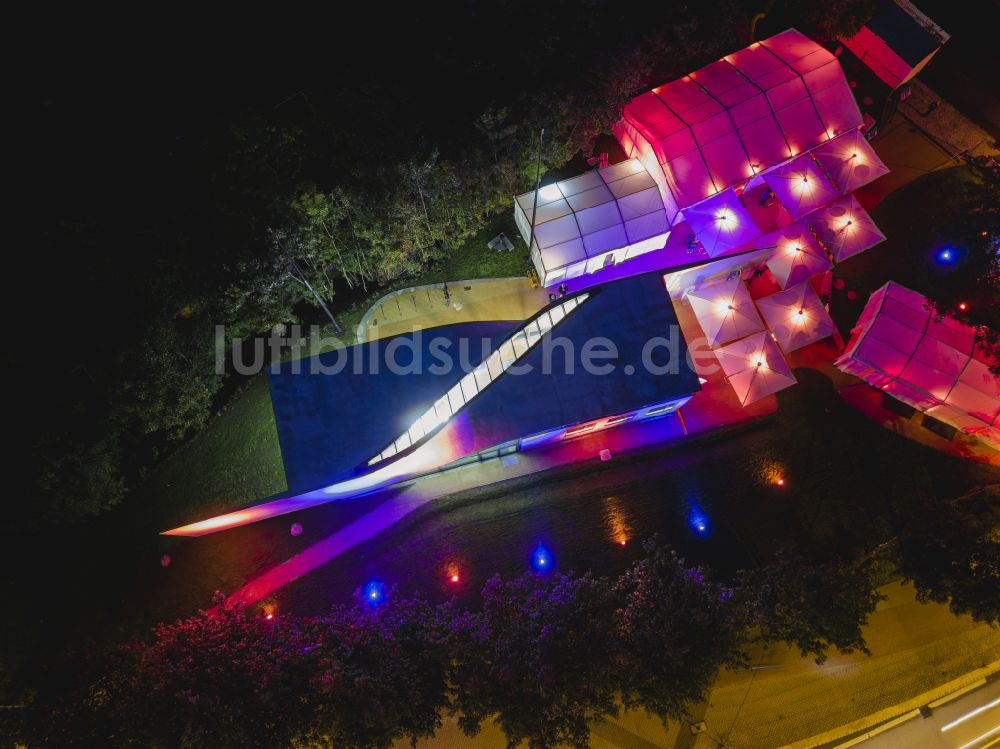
[850,678,1000,749]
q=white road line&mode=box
[942,697,1000,732]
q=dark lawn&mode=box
[831,166,980,335]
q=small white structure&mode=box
[805,195,886,262]
[756,282,836,352]
[514,160,670,287]
[715,331,798,406]
[836,282,1000,449]
[686,276,764,346]
[762,222,832,288]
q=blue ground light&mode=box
[936,247,956,264]
[687,506,710,535]
[362,580,385,606]
[532,544,553,572]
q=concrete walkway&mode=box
[357,277,549,342]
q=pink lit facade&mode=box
[836,283,1000,449]
[517,29,886,292]
[616,29,861,213]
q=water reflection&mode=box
[602,496,632,546]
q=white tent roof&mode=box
[756,282,836,352]
[812,130,889,194]
[686,276,764,346]
[715,331,798,405]
[762,153,840,220]
[615,29,863,217]
[762,221,832,288]
[804,194,886,262]
[515,160,670,284]
[835,282,1000,448]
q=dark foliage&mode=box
[919,170,1000,372]
[302,597,455,749]
[13,1,749,524]
[741,552,884,663]
[893,484,1000,624]
[10,541,901,749]
[614,541,748,721]
[449,572,623,749]
[782,0,875,40]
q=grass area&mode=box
[832,166,979,334]
[134,375,287,527]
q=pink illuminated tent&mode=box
[686,276,764,346]
[615,29,862,217]
[683,190,759,256]
[715,331,798,405]
[514,160,670,287]
[762,221,831,288]
[756,282,836,352]
[812,130,889,194]
[836,282,1000,448]
[804,195,885,262]
[763,154,839,219]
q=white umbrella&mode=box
[686,276,764,346]
[762,154,839,220]
[805,195,886,262]
[715,331,798,405]
[756,282,836,352]
[812,130,889,194]
[762,222,832,289]
[683,190,760,256]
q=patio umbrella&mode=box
[762,222,832,288]
[811,130,889,194]
[686,276,764,346]
[762,154,839,220]
[715,331,798,406]
[683,190,759,257]
[756,282,836,352]
[805,195,886,263]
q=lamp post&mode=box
[526,128,545,274]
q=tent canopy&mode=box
[683,189,760,256]
[763,153,840,219]
[514,160,670,287]
[756,282,836,352]
[804,195,886,262]
[687,276,764,346]
[715,331,798,405]
[835,282,1000,447]
[762,221,831,288]
[615,29,862,216]
[812,130,890,194]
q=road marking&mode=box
[955,723,1000,749]
[942,697,1000,732]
